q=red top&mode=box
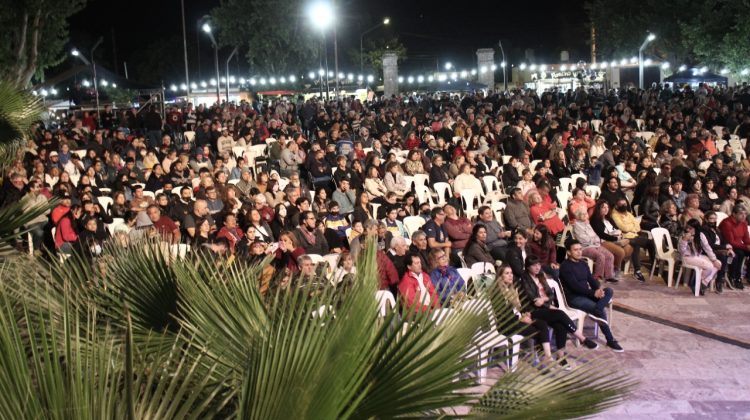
[530,200,565,235]
[719,216,750,251]
[399,271,439,313]
[55,216,78,249]
[376,250,400,290]
[216,226,244,252]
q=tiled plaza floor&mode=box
[590,271,750,419]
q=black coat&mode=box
[505,244,531,279]
[515,272,555,311]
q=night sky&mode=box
[67,0,589,82]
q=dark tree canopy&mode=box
[211,0,319,75]
[0,0,88,88]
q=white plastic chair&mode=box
[460,189,480,218]
[716,212,729,225]
[106,218,126,237]
[403,216,426,236]
[413,174,429,188]
[557,177,573,193]
[97,196,113,213]
[546,279,586,335]
[433,182,452,206]
[170,244,191,260]
[402,175,415,192]
[713,126,724,138]
[227,179,240,185]
[461,299,522,379]
[370,203,381,218]
[649,227,678,287]
[142,191,156,200]
[183,131,196,143]
[570,173,586,186]
[584,185,601,199]
[675,261,713,297]
[375,291,396,317]
[501,155,511,164]
[481,175,501,195]
[470,262,496,278]
[556,191,572,211]
[307,254,326,266]
[414,184,434,208]
[457,268,473,284]
[232,146,245,159]
[590,119,603,133]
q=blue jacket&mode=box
[429,266,465,305]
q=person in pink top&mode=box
[399,253,440,313]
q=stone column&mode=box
[476,48,495,89]
[382,52,399,98]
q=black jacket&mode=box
[515,272,555,311]
[505,244,531,279]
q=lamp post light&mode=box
[639,32,656,89]
[310,1,338,99]
[498,40,508,92]
[201,18,222,104]
[360,17,390,76]
[71,37,103,125]
[225,47,238,103]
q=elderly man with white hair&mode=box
[387,236,409,278]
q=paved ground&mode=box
[470,271,750,419]
[592,272,750,419]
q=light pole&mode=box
[225,47,238,103]
[181,0,191,103]
[309,1,335,99]
[639,32,656,89]
[72,36,103,125]
[498,40,507,92]
[201,18,221,104]
[360,17,390,76]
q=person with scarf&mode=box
[293,210,329,255]
[428,248,465,306]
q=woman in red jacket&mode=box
[529,224,559,281]
[54,204,82,254]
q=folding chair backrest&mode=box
[375,291,396,317]
[650,227,673,258]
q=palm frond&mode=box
[0,197,54,256]
[0,80,43,149]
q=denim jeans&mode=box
[568,287,615,343]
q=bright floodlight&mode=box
[610,60,617,67]
[539,64,547,71]
[480,66,487,73]
[700,66,708,73]
[407,76,414,83]
[560,65,568,71]
[366,75,374,82]
[201,23,212,33]
[445,62,452,70]
[347,73,354,80]
[112,83,117,88]
[398,76,404,83]
[269,77,276,84]
[50,88,58,95]
[82,80,90,87]
[259,78,267,84]
[460,70,468,78]
[318,69,325,76]
[338,72,345,79]
[328,71,334,78]
[417,75,424,83]
[742,69,749,76]
[383,17,390,24]
[280,77,286,83]
[180,83,187,90]
[308,71,316,79]
[519,63,526,70]
[661,62,670,70]
[229,76,236,84]
[250,79,257,85]
[427,75,434,82]
[529,64,537,71]
[200,81,207,88]
[239,77,245,84]
[220,77,227,83]
[471,69,477,75]
[620,58,628,65]
[289,75,296,82]
[357,74,364,81]
[170,84,178,92]
[647,33,656,41]
[491,64,498,70]
[309,1,334,30]
[678,65,687,71]
[100,79,108,87]
[210,78,217,86]
[629,56,637,64]
[720,68,729,75]
[644,59,652,66]
[71,49,80,56]
[190,82,198,89]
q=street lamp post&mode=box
[181,0,191,103]
[360,17,390,76]
[225,47,238,103]
[201,19,222,104]
[310,1,334,99]
[72,36,103,125]
[639,33,656,89]
[498,40,508,92]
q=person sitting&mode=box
[463,224,494,267]
[559,240,624,352]
[383,206,409,238]
[387,236,410,279]
[505,230,532,279]
[528,189,565,236]
[399,252,440,313]
[504,187,534,234]
[719,204,750,290]
[476,205,511,260]
[428,248,465,306]
[383,162,408,199]
[572,209,618,283]
[567,187,595,223]
[680,219,721,295]
[529,224,559,280]
[423,207,453,256]
[515,256,599,367]
[443,204,472,254]
[294,211,329,255]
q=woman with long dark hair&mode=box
[462,224,494,267]
[515,256,599,367]
[270,203,293,239]
[679,219,721,295]
[528,224,559,280]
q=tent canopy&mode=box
[664,70,728,85]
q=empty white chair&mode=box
[414,184,433,207]
[370,202,381,218]
[375,291,396,317]
[183,131,196,143]
[501,155,511,165]
[402,175,415,192]
[323,253,341,276]
[73,149,87,160]
[433,182,452,206]
[232,146,246,159]
[470,262,496,278]
[403,216,426,236]
[460,189,480,218]
[713,125,724,138]
[413,174,429,188]
[636,118,645,131]
[649,227,678,287]
[557,177,573,193]
[715,212,729,225]
[171,186,183,197]
[481,175,501,195]
[590,119,603,133]
[529,160,542,171]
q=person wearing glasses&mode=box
[294,211,329,255]
[428,248,465,306]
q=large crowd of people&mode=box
[7,82,750,360]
